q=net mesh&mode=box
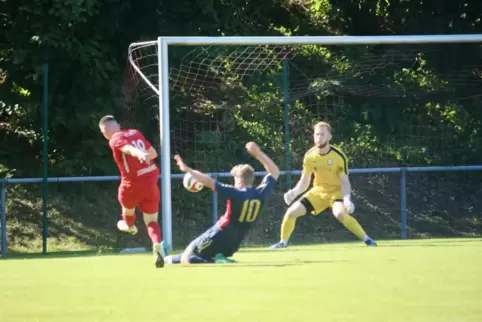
[127,42,482,170]
[123,41,482,244]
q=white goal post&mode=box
[127,34,482,250]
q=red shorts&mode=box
[118,181,160,214]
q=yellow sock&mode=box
[281,217,296,241]
[339,214,366,240]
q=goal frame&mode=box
[151,34,482,250]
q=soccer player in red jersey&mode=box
[99,115,164,268]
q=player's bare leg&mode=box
[332,202,377,247]
[143,213,164,268]
[163,255,173,264]
[269,201,307,248]
[117,207,138,235]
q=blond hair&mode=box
[230,164,255,186]
[99,115,117,127]
[314,121,332,133]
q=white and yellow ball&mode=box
[183,172,204,192]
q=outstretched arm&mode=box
[187,169,216,190]
[340,174,355,213]
[120,145,151,163]
[245,142,280,180]
[340,175,352,198]
[291,173,311,195]
[180,244,196,265]
[283,173,311,205]
[283,153,312,205]
[173,155,216,190]
[148,147,158,160]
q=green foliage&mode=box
[2,0,478,176]
[1,0,482,250]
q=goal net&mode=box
[124,36,482,248]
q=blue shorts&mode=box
[188,225,239,258]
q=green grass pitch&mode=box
[1,238,481,322]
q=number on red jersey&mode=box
[131,139,147,153]
[109,129,158,184]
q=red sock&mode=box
[122,214,136,227]
[147,222,162,244]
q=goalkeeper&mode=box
[269,122,377,248]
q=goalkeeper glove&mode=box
[343,194,355,214]
[283,189,299,206]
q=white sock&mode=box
[363,235,371,242]
[280,240,288,245]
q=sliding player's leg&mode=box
[117,185,138,234]
[163,231,214,264]
[164,254,214,264]
[212,244,238,263]
[331,200,377,247]
[194,226,231,264]
[165,226,231,265]
[211,232,239,263]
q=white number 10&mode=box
[131,139,147,152]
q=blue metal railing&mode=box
[1,165,482,256]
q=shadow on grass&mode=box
[241,237,482,253]
[378,239,482,247]
[0,247,191,261]
[0,249,137,261]
[3,237,481,261]
[172,259,353,268]
[239,241,363,253]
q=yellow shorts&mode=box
[301,186,343,215]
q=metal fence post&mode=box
[42,58,49,254]
[212,175,218,225]
[1,181,7,257]
[400,167,407,239]
[282,60,292,188]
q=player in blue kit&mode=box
[162,141,280,264]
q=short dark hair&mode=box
[99,115,117,126]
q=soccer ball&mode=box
[183,172,204,192]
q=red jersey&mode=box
[109,129,159,186]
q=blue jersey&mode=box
[214,174,276,237]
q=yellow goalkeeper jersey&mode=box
[302,145,348,191]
